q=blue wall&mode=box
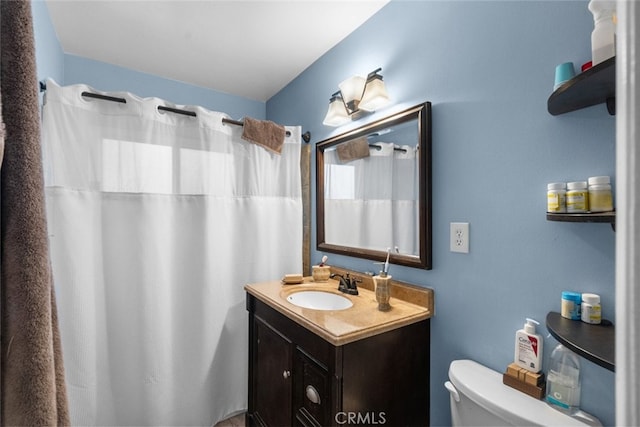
[269,1,615,426]
[31,0,63,89]
[32,0,616,425]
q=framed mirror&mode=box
[316,102,432,269]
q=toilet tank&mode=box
[445,359,602,427]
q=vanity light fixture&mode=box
[322,68,390,127]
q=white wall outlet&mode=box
[450,222,469,253]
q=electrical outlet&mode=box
[450,222,469,253]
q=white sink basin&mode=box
[286,290,353,311]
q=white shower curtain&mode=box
[41,80,302,426]
[324,142,418,255]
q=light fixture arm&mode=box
[366,67,383,81]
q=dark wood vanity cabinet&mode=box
[253,317,294,426]
[247,294,430,427]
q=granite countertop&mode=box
[245,275,433,346]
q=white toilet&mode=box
[445,359,602,426]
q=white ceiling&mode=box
[45,0,390,102]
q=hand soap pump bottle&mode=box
[546,343,581,415]
[514,318,543,373]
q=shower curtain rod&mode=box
[221,117,311,143]
[369,143,408,153]
[39,81,311,143]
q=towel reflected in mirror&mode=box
[336,136,370,162]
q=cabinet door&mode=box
[253,317,293,427]
[293,349,331,427]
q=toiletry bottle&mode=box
[566,181,589,213]
[588,0,616,65]
[546,344,581,415]
[374,250,392,311]
[514,318,543,373]
[561,291,582,320]
[547,183,567,213]
[581,293,602,324]
[588,176,613,212]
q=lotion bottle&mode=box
[514,318,543,373]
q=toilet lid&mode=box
[448,360,602,426]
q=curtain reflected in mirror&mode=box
[317,102,432,269]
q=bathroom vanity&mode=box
[245,270,434,427]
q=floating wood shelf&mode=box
[546,312,614,372]
[548,57,615,116]
[546,211,615,223]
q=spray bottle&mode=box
[588,0,616,65]
[546,344,581,415]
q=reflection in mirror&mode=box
[317,102,432,269]
[323,121,419,254]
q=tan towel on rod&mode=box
[241,117,286,154]
[336,136,370,162]
[1,1,70,425]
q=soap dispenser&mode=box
[514,318,543,373]
[373,249,392,311]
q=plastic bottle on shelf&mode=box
[588,0,616,65]
[566,181,589,213]
[547,183,567,213]
[561,291,582,320]
[546,344,581,415]
[581,293,602,324]
[588,176,613,212]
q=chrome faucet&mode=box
[330,273,359,295]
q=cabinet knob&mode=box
[282,370,291,379]
[305,385,321,405]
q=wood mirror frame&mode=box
[316,102,432,269]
